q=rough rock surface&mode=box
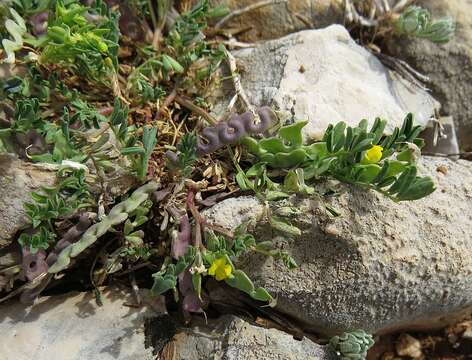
[0,154,56,248]
[168,315,337,360]
[208,0,343,43]
[0,288,166,360]
[386,0,472,150]
[204,157,472,335]
[212,25,438,140]
[202,195,265,230]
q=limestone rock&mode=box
[0,288,166,360]
[213,25,439,140]
[386,0,472,150]
[167,315,337,360]
[202,195,265,230]
[208,0,344,43]
[204,157,472,334]
[0,154,56,248]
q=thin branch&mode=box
[214,0,288,30]
[220,39,256,49]
[392,0,415,13]
[174,95,218,126]
[345,0,379,27]
[156,87,177,120]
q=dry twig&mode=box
[214,0,288,30]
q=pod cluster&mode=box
[21,214,91,282]
[167,106,274,164]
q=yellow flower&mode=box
[363,145,383,164]
[208,257,232,281]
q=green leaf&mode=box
[252,287,274,303]
[283,168,314,194]
[354,164,382,183]
[121,147,146,155]
[278,121,307,147]
[272,149,307,168]
[151,274,177,295]
[192,273,202,300]
[266,191,290,201]
[236,171,254,191]
[331,121,346,152]
[269,216,301,237]
[259,138,291,154]
[226,269,254,294]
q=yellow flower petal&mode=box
[208,263,217,276]
[223,264,232,277]
[363,145,383,164]
[215,267,226,281]
[209,257,233,281]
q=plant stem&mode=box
[147,0,158,29]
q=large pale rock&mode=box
[204,157,472,335]
[386,0,472,150]
[212,25,438,140]
[0,288,166,360]
[0,154,56,248]
[208,0,343,43]
[167,315,336,360]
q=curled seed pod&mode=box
[165,150,179,164]
[15,129,47,157]
[30,11,48,36]
[197,127,221,155]
[197,107,275,155]
[46,214,91,266]
[48,182,159,274]
[217,113,247,144]
[20,274,52,305]
[167,107,276,161]
[21,249,48,281]
[243,106,273,134]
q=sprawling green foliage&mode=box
[240,114,436,202]
[19,168,93,253]
[151,226,292,306]
[395,6,455,43]
[40,0,120,82]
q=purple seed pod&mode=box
[20,275,51,305]
[167,107,276,161]
[172,215,191,259]
[30,11,49,36]
[46,215,91,266]
[197,107,274,155]
[179,270,203,313]
[20,215,91,300]
[217,113,247,144]
[165,150,179,165]
[21,249,48,282]
[197,127,221,155]
[243,106,273,134]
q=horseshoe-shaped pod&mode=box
[22,249,48,281]
[197,126,220,155]
[217,113,248,144]
[243,106,273,134]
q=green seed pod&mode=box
[48,182,159,273]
